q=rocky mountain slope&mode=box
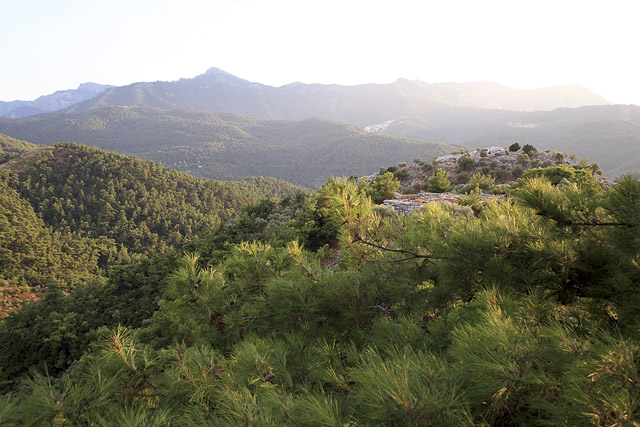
[366,144,602,214]
[0,83,112,118]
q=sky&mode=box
[1,0,638,104]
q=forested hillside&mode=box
[0,106,458,187]
[0,178,108,319]
[2,154,640,424]
[0,143,300,319]
[0,133,37,162]
[1,143,299,253]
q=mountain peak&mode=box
[77,82,110,91]
[194,67,249,85]
[204,67,233,76]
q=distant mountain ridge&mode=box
[64,68,610,124]
[3,68,636,180]
[0,83,113,118]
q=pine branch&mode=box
[353,236,445,260]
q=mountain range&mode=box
[1,67,638,180]
[64,67,610,120]
[0,83,112,118]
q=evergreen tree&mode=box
[429,168,451,192]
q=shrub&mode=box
[468,172,495,191]
[458,155,475,171]
[591,162,603,176]
[493,168,512,180]
[522,144,537,155]
[517,154,530,167]
[368,172,400,203]
[509,142,521,152]
[512,165,524,178]
[458,187,483,214]
[429,168,450,193]
[393,168,410,180]
[421,163,433,173]
[455,172,470,184]
[520,165,595,187]
[404,181,428,194]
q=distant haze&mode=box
[1,70,637,180]
[1,0,638,105]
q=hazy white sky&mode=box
[1,0,638,104]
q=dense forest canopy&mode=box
[1,142,300,253]
[0,133,37,163]
[1,141,639,424]
[0,142,300,319]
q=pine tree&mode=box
[429,168,450,193]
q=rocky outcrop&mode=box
[383,193,462,215]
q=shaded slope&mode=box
[1,143,300,255]
[0,107,458,188]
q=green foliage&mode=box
[512,165,524,178]
[2,143,298,255]
[457,154,475,171]
[468,172,495,191]
[522,143,537,155]
[393,167,410,180]
[457,187,483,214]
[350,346,469,425]
[520,164,596,187]
[0,178,111,317]
[366,172,400,203]
[508,142,521,152]
[517,153,530,166]
[454,171,470,184]
[429,168,451,193]
[421,162,433,173]
[3,172,640,425]
[185,193,311,264]
[0,252,177,385]
[0,133,37,163]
